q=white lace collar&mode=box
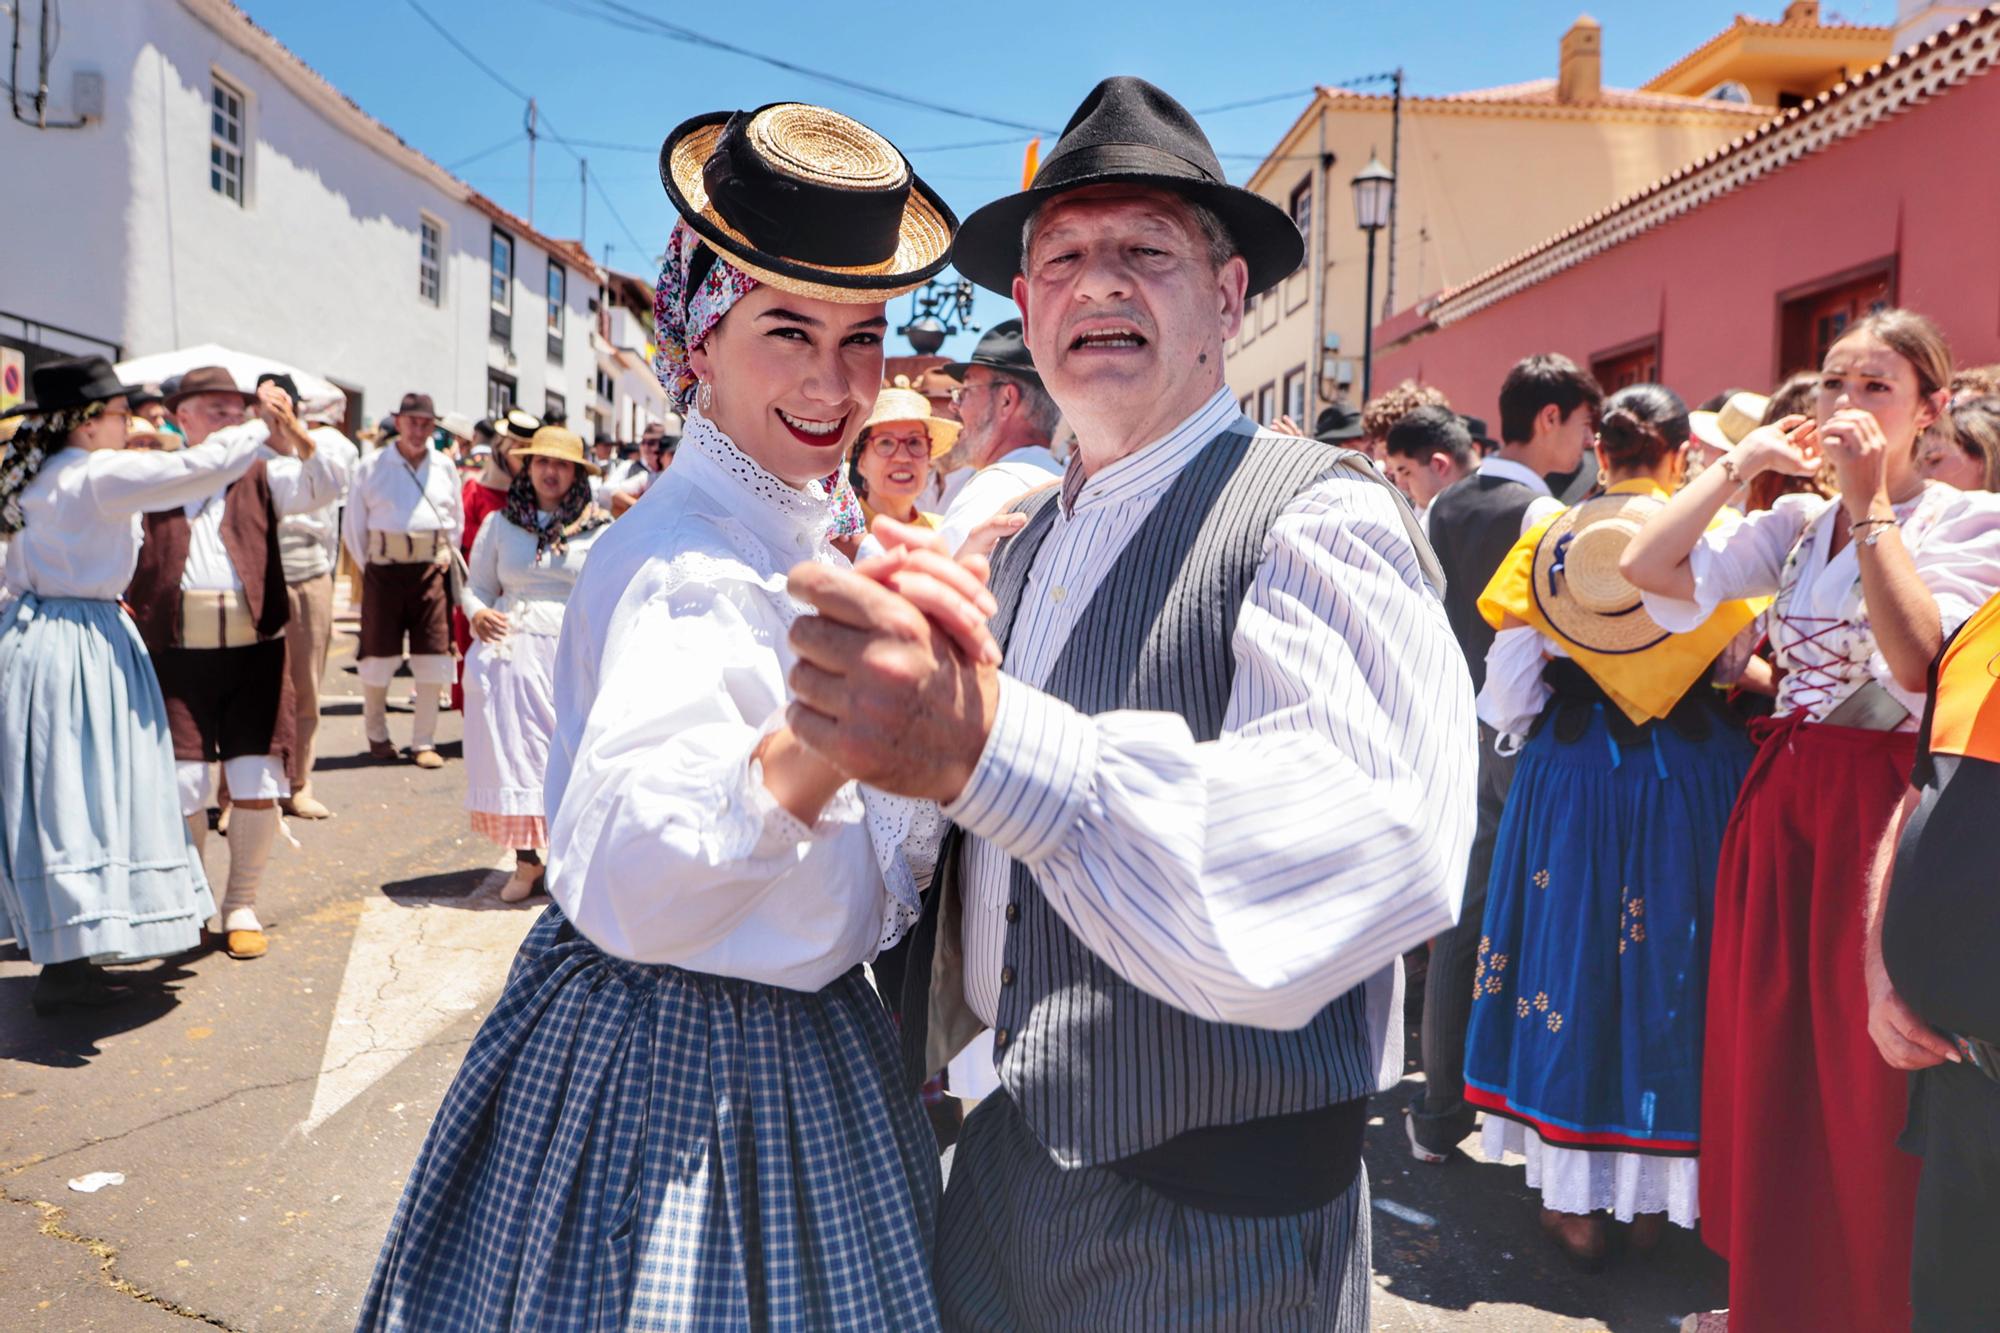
[676,408,832,548]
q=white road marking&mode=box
[1373,1198,1439,1228]
[297,865,537,1137]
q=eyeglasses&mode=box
[866,435,932,460]
[948,382,996,407]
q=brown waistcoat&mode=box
[126,460,289,653]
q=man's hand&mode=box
[255,382,314,459]
[1865,960,1958,1071]
[786,564,999,802]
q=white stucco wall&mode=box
[0,0,606,434]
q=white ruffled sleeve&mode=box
[543,551,884,987]
[1642,494,1824,633]
[1912,488,2000,636]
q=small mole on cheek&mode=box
[1198,354,1207,365]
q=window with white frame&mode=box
[490,228,514,341]
[1283,366,1307,421]
[210,75,247,204]
[418,216,443,305]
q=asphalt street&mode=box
[1,622,1726,1331]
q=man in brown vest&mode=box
[130,367,339,960]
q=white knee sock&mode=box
[363,684,391,744]
[219,805,277,933]
[412,687,441,751]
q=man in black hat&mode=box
[934,319,1063,555]
[785,76,1475,1330]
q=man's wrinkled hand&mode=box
[785,563,998,803]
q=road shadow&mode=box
[379,866,546,913]
[314,739,463,773]
[0,958,201,1068]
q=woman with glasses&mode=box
[848,376,958,531]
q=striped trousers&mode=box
[936,1092,1371,1331]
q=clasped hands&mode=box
[782,512,1023,804]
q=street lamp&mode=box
[1351,152,1394,404]
[899,276,977,355]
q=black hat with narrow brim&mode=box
[952,77,1305,299]
[3,355,144,418]
[941,319,1040,386]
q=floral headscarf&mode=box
[503,466,606,563]
[0,402,109,536]
[652,217,867,539]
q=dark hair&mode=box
[1497,354,1602,445]
[1761,371,1819,426]
[1696,387,1750,414]
[1595,384,1689,472]
[473,418,497,443]
[1939,396,2000,491]
[1382,404,1474,467]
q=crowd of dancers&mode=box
[3,73,1999,1333]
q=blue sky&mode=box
[243,0,1895,356]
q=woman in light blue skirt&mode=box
[0,356,272,1013]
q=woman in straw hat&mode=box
[1462,385,1763,1267]
[450,409,536,712]
[459,424,609,904]
[1623,311,2000,1332]
[849,374,957,531]
[359,101,991,1331]
[0,357,300,1013]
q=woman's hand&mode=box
[1818,407,1893,518]
[470,608,510,644]
[848,515,1003,666]
[255,382,313,459]
[956,507,1032,562]
[1730,415,1820,482]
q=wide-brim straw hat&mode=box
[511,424,601,478]
[1530,491,1672,655]
[661,103,956,304]
[1689,390,1771,454]
[861,376,960,457]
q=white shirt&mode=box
[1,424,269,600]
[543,410,937,989]
[276,425,360,583]
[1474,454,1565,537]
[180,433,344,592]
[461,508,607,639]
[1642,483,2000,726]
[936,444,1063,555]
[341,442,463,567]
[945,388,1477,1040]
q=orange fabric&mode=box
[1929,589,2000,762]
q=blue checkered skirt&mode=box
[357,907,941,1331]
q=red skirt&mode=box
[1700,716,1919,1332]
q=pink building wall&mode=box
[1373,62,2000,424]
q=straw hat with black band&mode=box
[659,102,957,304]
[1529,491,1672,656]
[950,76,1306,299]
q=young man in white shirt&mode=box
[934,320,1064,554]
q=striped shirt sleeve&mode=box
[949,475,1478,1030]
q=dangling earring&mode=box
[696,379,714,415]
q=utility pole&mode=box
[1384,68,1403,320]
[525,97,538,226]
[580,157,589,250]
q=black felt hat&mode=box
[3,355,144,418]
[941,319,1040,387]
[952,77,1305,299]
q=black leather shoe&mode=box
[31,961,134,1016]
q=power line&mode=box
[447,131,526,170]
[536,0,1058,134]
[405,0,533,102]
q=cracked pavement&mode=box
[1,624,1728,1331]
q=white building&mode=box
[0,0,669,438]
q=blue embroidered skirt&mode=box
[1463,706,1750,1155]
[357,907,942,1332]
[0,593,214,965]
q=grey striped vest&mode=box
[905,421,1443,1170]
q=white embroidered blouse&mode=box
[543,410,936,989]
[1642,483,2000,726]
